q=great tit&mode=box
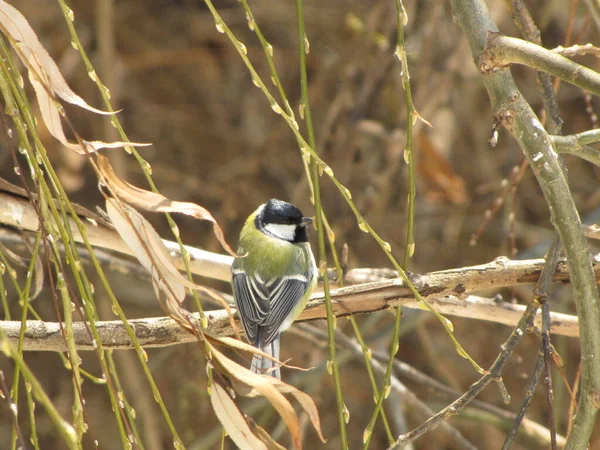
[232,199,317,379]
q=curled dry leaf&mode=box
[210,343,326,448]
[210,381,267,450]
[210,344,302,449]
[247,418,288,450]
[106,198,185,314]
[0,1,149,154]
[105,198,237,332]
[208,334,326,444]
[208,334,307,373]
[272,382,326,444]
[98,154,238,257]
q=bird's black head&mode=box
[255,199,312,243]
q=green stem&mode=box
[0,331,78,449]
[9,232,42,448]
[295,0,348,446]
[395,0,416,269]
[363,2,421,444]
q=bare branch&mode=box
[552,44,600,58]
[1,264,583,352]
[451,0,600,448]
[480,34,600,97]
[389,296,540,448]
[551,130,600,166]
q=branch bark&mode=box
[0,294,580,352]
[480,34,600,97]
[2,254,588,351]
[450,1,600,448]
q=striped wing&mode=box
[232,271,269,345]
[232,271,312,347]
[260,276,310,346]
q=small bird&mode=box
[232,199,317,379]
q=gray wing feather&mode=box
[233,271,312,348]
[259,278,308,347]
[233,273,268,344]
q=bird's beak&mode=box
[301,217,313,227]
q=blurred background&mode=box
[1,0,599,448]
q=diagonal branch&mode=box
[480,34,600,97]
[450,0,600,448]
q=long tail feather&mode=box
[251,335,281,379]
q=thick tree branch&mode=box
[0,294,580,351]
[2,253,587,351]
[480,34,600,97]
[451,0,600,448]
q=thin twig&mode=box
[0,370,27,450]
[542,300,558,450]
[502,350,545,449]
[368,349,566,448]
[388,299,540,448]
[504,237,563,448]
[301,325,479,450]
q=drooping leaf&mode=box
[98,154,238,257]
[209,381,267,450]
[0,1,107,114]
[210,344,303,449]
[0,1,149,154]
[105,198,186,313]
[207,335,325,443]
[272,381,326,443]
[247,418,288,450]
[105,198,236,332]
[29,73,149,154]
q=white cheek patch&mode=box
[264,223,296,241]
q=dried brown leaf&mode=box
[0,1,106,114]
[272,382,326,443]
[106,198,186,311]
[210,381,267,450]
[417,132,469,205]
[208,334,307,373]
[28,72,148,155]
[105,198,235,334]
[0,1,149,154]
[210,345,303,449]
[207,335,325,444]
[98,154,238,257]
[247,418,288,450]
